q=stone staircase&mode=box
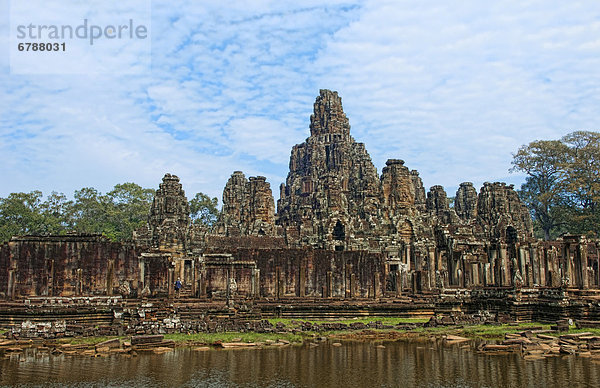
[177,285,194,298]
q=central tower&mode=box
[309,89,351,137]
[276,89,383,250]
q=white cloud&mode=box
[312,0,600,194]
[1,0,600,205]
[224,116,303,164]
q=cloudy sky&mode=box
[1,0,599,205]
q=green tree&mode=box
[0,183,155,243]
[189,192,219,227]
[0,191,45,242]
[511,139,570,240]
[71,184,154,241]
[39,191,75,234]
[72,187,106,235]
[561,131,600,237]
[103,183,154,241]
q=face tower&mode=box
[276,90,386,250]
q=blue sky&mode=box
[1,0,600,204]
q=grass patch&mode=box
[52,320,600,347]
[66,332,306,346]
[411,323,600,340]
[267,317,428,328]
[164,332,305,345]
[412,322,555,340]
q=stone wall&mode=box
[212,248,387,299]
[0,235,139,299]
[0,234,598,300]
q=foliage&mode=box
[0,183,223,243]
[0,183,154,243]
[101,183,155,241]
[561,131,600,237]
[189,192,219,227]
[511,131,600,239]
[510,140,570,240]
[0,191,46,242]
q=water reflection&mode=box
[0,340,597,387]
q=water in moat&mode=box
[0,340,598,388]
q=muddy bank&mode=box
[3,316,600,361]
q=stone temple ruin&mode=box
[1,90,599,323]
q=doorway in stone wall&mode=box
[333,220,345,250]
[506,226,518,244]
[333,220,345,240]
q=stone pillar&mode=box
[517,247,527,287]
[179,261,185,283]
[373,272,380,299]
[106,260,114,296]
[47,259,54,297]
[345,264,352,298]
[191,260,197,297]
[499,245,509,286]
[489,248,497,286]
[7,269,14,300]
[530,247,540,286]
[326,271,333,298]
[252,268,260,298]
[436,249,443,272]
[471,262,479,286]
[484,263,491,286]
[200,268,207,297]
[77,268,83,296]
[276,266,282,300]
[138,261,145,296]
[226,267,231,303]
[168,267,174,297]
[459,253,466,288]
[428,249,436,289]
[540,247,547,286]
[447,250,455,286]
[522,248,531,287]
[563,243,571,287]
[298,264,306,297]
[578,239,589,289]
[551,248,561,287]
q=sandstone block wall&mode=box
[0,235,139,299]
[1,90,598,301]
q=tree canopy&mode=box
[0,183,155,243]
[0,183,220,244]
[511,130,600,239]
[189,192,219,227]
